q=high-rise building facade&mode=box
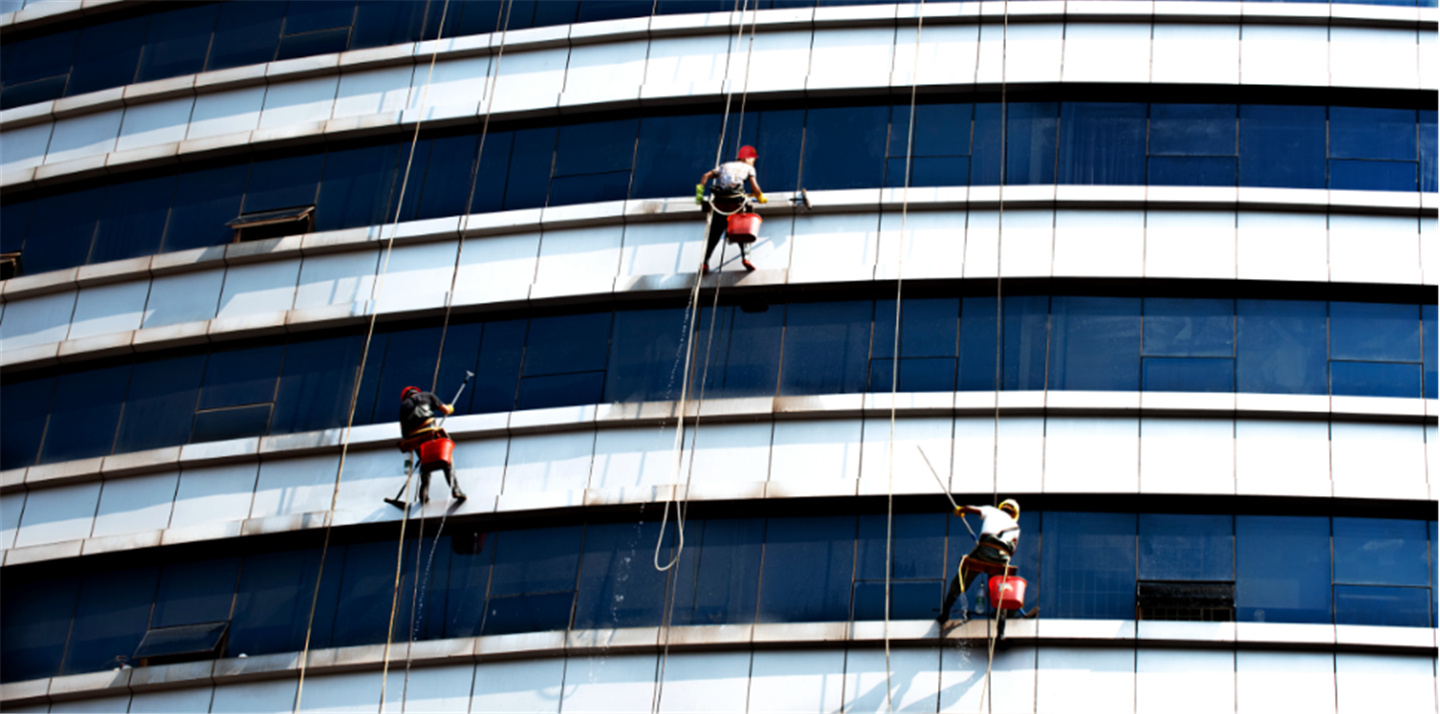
[0,0,1435,711]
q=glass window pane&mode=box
[1039,511,1136,620]
[41,365,131,463]
[605,307,688,404]
[1329,160,1417,191]
[229,548,333,657]
[1141,357,1235,393]
[577,0,653,22]
[199,345,284,410]
[868,357,959,393]
[1235,515,1330,624]
[802,106,888,190]
[315,143,402,232]
[164,163,250,253]
[1003,295,1050,391]
[276,28,352,60]
[888,155,971,188]
[873,297,960,359]
[548,171,632,206]
[631,113,723,200]
[1330,107,1416,161]
[0,575,80,682]
[1147,156,1237,187]
[1,76,69,110]
[524,313,612,376]
[434,322,485,416]
[503,127,557,210]
[1004,102,1060,186]
[1144,298,1234,357]
[152,557,242,627]
[351,1,427,50]
[243,154,324,213]
[1047,296,1141,391]
[1059,102,1146,185]
[1330,302,1420,362]
[473,320,527,413]
[1236,299,1327,395]
[0,198,33,255]
[190,404,273,443]
[1334,585,1431,628]
[779,300,871,396]
[468,131,514,214]
[372,327,443,421]
[455,1,506,36]
[330,541,413,648]
[573,522,669,629]
[695,303,785,398]
[484,526,582,634]
[748,109,805,194]
[757,515,856,623]
[115,354,206,454]
[63,567,160,674]
[669,518,765,626]
[1138,514,1233,581]
[516,372,605,411]
[555,118,638,176]
[532,1,580,27]
[1424,304,1437,399]
[1239,105,1326,189]
[1330,361,1422,398]
[1333,517,1429,586]
[1149,103,1236,156]
[272,336,367,434]
[284,0,358,34]
[958,296,998,392]
[1,376,55,470]
[91,174,177,264]
[4,31,76,85]
[137,5,218,82]
[1421,110,1437,193]
[26,187,104,275]
[413,134,479,220]
[890,103,972,159]
[857,513,946,581]
[207,2,284,70]
[67,16,147,96]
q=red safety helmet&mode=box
[401,386,422,400]
[737,145,758,160]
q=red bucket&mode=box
[726,212,761,244]
[418,437,455,467]
[989,576,1027,611]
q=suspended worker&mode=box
[397,386,466,504]
[696,144,766,274]
[938,498,1022,622]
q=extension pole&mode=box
[916,446,977,542]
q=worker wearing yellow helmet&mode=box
[938,499,1021,623]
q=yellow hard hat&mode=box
[998,499,1019,517]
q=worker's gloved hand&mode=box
[695,184,705,204]
[953,506,963,518]
[754,192,768,204]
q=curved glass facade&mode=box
[3,505,1434,682]
[3,99,1434,276]
[3,294,1433,469]
[3,0,1435,110]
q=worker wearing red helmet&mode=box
[398,386,465,503]
[696,145,766,274]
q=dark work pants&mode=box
[703,197,745,266]
[418,462,464,501]
[939,547,1009,620]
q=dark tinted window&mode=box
[780,300,871,396]
[1040,511,1136,619]
[1138,514,1233,581]
[67,16,147,96]
[1239,105,1326,189]
[1236,299,1327,395]
[1330,302,1420,362]
[1048,297,1140,391]
[483,527,582,635]
[758,515,856,623]
[136,5,218,82]
[228,548,330,657]
[802,106,888,190]
[573,522,670,629]
[1059,102,1146,185]
[1333,517,1429,587]
[90,174,177,264]
[26,188,103,275]
[605,307,688,404]
[40,365,130,463]
[115,354,206,454]
[243,154,325,213]
[1236,516,1330,623]
[694,303,785,398]
[63,567,160,674]
[272,336,367,434]
[151,558,242,627]
[1149,104,1236,156]
[315,144,401,232]
[632,113,724,199]
[0,576,80,682]
[669,518,765,626]
[1,376,55,470]
[207,2,284,71]
[164,164,250,253]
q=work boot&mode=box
[742,259,756,272]
[449,481,467,503]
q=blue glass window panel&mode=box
[229,548,334,657]
[136,4,218,82]
[1,76,69,110]
[1239,105,1326,189]
[549,171,633,206]
[669,518,765,626]
[1334,517,1429,586]
[316,143,402,231]
[868,357,959,393]
[573,522,670,629]
[1144,297,1234,357]
[0,198,32,255]
[0,576,80,683]
[524,313,612,376]
[889,103,972,158]
[1330,159,1417,191]
[352,1,427,50]
[207,2,284,70]
[1235,515,1330,624]
[972,102,1060,186]
[578,0,655,22]
[802,105,888,190]
[163,163,249,253]
[190,405,273,444]
[1048,296,1141,391]
[1420,110,1436,192]
[750,109,806,193]
[1138,514,1233,581]
[1147,156,1237,187]
[532,0,580,26]
[439,531,494,639]
[857,513,946,581]
[434,323,485,416]
[1039,512,1136,620]
[504,127,557,210]
[1003,295,1051,391]
[406,536,457,642]
[695,304,785,398]
[26,188,103,275]
[516,372,606,411]
[1149,103,1236,156]
[779,301,871,396]
[1334,585,1430,628]
[757,515,856,623]
[276,28,353,60]
[330,541,417,648]
[272,336,367,434]
[40,365,130,463]
[90,174,177,264]
[468,131,515,214]
[488,526,583,597]
[1330,107,1416,161]
[483,591,575,636]
[873,298,960,359]
[409,135,480,221]
[1330,361,1421,398]
[454,1,506,36]
[1330,302,1420,362]
[1424,304,1437,399]
[2,31,76,85]
[503,1,541,30]
[631,113,723,200]
[243,154,324,213]
[555,118,638,176]
[284,0,358,34]
[852,580,943,621]
[199,345,285,409]
[151,557,242,627]
[1236,299,1327,395]
[372,327,443,420]
[67,16,147,96]
[887,156,971,188]
[1059,102,1146,185]
[473,319,527,413]
[605,307,688,404]
[1,377,54,470]
[115,354,205,453]
[656,0,736,13]
[63,567,160,674]
[1141,357,1235,393]
[958,296,998,391]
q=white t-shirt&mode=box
[975,506,1019,549]
[712,160,756,191]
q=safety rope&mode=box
[288,1,453,711]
